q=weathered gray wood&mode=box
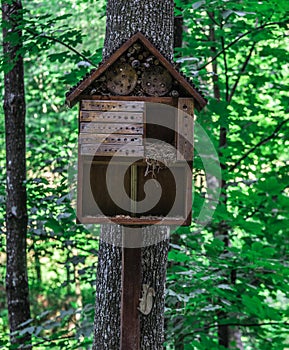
[81,99,145,111]
[80,110,144,123]
[177,98,194,160]
[80,95,177,105]
[80,144,144,157]
[79,133,143,145]
[80,122,143,135]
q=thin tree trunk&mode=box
[93,2,174,349]
[208,11,230,348]
[172,14,185,350]
[208,12,243,349]
[2,0,31,348]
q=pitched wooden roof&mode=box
[66,32,207,110]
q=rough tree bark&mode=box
[92,1,174,349]
[2,0,31,348]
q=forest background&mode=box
[1,0,289,349]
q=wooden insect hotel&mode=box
[66,32,207,226]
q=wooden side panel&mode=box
[80,111,143,123]
[77,146,83,224]
[177,98,194,161]
[80,122,144,135]
[184,164,192,226]
[81,100,145,111]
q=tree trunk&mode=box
[208,12,243,349]
[103,0,174,61]
[208,15,230,347]
[2,0,31,348]
[92,2,174,349]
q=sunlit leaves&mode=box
[167,0,289,349]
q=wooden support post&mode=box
[120,165,142,349]
[120,229,142,350]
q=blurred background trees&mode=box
[1,0,289,348]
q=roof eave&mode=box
[65,32,207,110]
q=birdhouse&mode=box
[66,32,207,226]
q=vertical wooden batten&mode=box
[120,229,142,350]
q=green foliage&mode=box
[0,0,105,347]
[1,0,289,348]
[167,0,289,348]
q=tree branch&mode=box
[230,119,289,171]
[1,8,97,67]
[228,42,256,102]
[198,21,286,71]
[221,35,229,101]
[36,33,97,67]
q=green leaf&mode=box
[45,218,62,233]
[192,0,205,10]
[242,295,265,318]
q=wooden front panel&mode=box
[79,99,145,158]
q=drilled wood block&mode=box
[81,100,145,112]
[106,62,138,95]
[80,122,144,135]
[79,133,143,145]
[142,66,172,96]
[80,144,144,157]
[80,111,144,123]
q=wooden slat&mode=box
[80,110,144,123]
[80,144,144,157]
[80,95,178,106]
[81,100,145,112]
[79,215,188,226]
[80,122,144,134]
[79,133,143,145]
[177,98,194,161]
